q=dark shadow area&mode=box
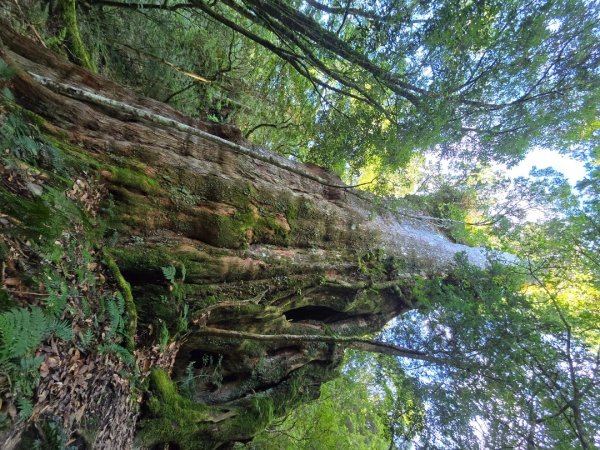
[284,305,348,323]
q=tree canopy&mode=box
[74,0,600,172]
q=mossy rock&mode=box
[138,369,219,449]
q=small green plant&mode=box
[17,397,33,420]
[0,58,16,80]
[178,362,197,399]
[160,264,191,337]
[159,321,170,352]
[38,417,74,450]
[42,270,70,317]
[201,354,223,389]
[98,342,135,366]
[161,265,177,284]
[45,28,68,51]
[0,104,64,172]
[0,307,47,359]
[100,292,126,341]
[80,328,94,349]
[0,306,72,416]
[178,303,190,333]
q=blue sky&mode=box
[508,148,586,186]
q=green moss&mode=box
[108,165,161,194]
[221,362,339,443]
[357,249,388,280]
[138,368,214,449]
[46,135,161,197]
[345,289,383,314]
[200,209,255,248]
[108,245,171,269]
[225,394,275,438]
[103,252,137,350]
[57,0,97,72]
[239,339,265,357]
[107,245,214,282]
[43,136,96,171]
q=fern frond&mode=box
[17,397,33,420]
[98,343,135,366]
[105,296,124,339]
[0,307,50,359]
[80,329,94,349]
[50,320,73,341]
[14,356,44,396]
[44,289,68,318]
[161,265,176,283]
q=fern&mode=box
[0,307,50,359]
[50,320,73,341]
[178,362,197,400]
[98,343,135,366]
[161,265,177,283]
[40,418,73,450]
[1,87,14,102]
[104,293,125,339]
[44,289,68,318]
[17,397,33,420]
[159,321,169,352]
[80,329,94,349]
[14,356,45,396]
[0,113,43,163]
[178,303,190,333]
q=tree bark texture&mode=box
[0,25,495,449]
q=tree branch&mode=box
[196,326,447,364]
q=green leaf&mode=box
[161,265,177,283]
[17,397,33,420]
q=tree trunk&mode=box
[0,25,494,449]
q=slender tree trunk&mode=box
[0,25,496,449]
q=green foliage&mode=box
[178,362,197,400]
[11,356,45,397]
[38,418,73,450]
[0,106,64,173]
[159,264,190,337]
[17,397,33,420]
[42,270,70,318]
[0,58,16,80]
[0,306,72,417]
[161,265,177,284]
[103,252,137,350]
[138,368,211,449]
[0,307,52,359]
[390,253,599,448]
[158,321,169,352]
[100,292,125,341]
[98,342,135,366]
[79,328,94,349]
[249,362,402,450]
[50,319,73,341]
[71,0,598,175]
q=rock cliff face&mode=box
[0,26,491,449]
